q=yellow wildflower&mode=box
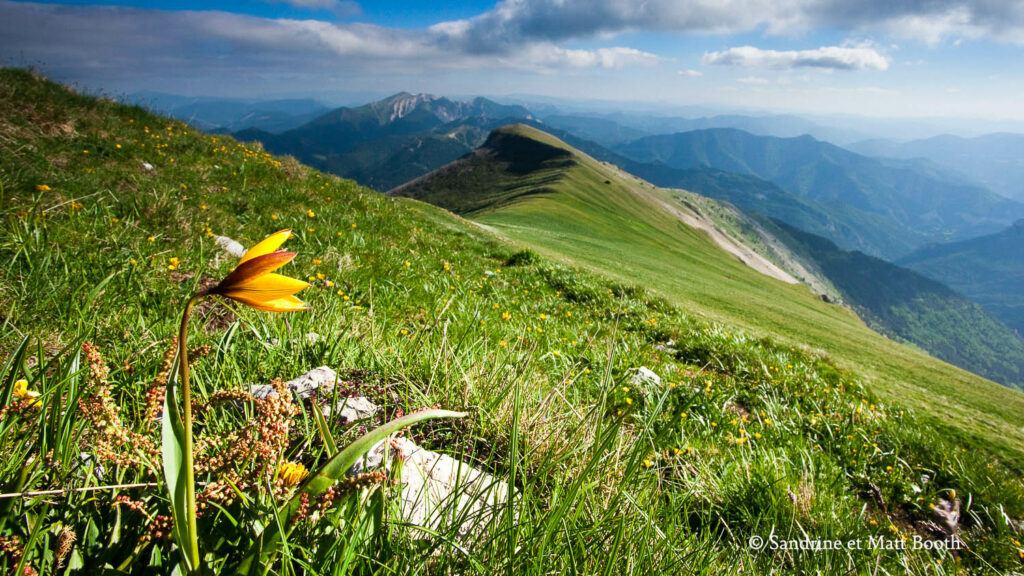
[13,379,41,408]
[205,229,310,312]
[277,461,307,487]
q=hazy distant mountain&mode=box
[543,112,870,146]
[847,133,1024,203]
[899,220,1024,336]
[541,114,650,146]
[234,92,534,190]
[128,92,329,133]
[615,128,1024,259]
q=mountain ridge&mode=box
[899,219,1024,336]
[616,128,1024,259]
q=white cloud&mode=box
[0,1,659,80]
[736,76,770,85]
[423,0,1024,47]
[261,0,361,14]
[702,45,890,71]
[678,69,703,77]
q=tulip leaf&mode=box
[232,408,467,573]
[161,358,197,574]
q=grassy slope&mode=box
[3,71,1024,573]
[398,123,1024,466]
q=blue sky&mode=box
[3,0,1024,121]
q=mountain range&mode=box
[128,91,330,133]
[899,220,1024,336]
[219,92,1024,362]
[847,133,1024,203]
[614,128,1024,260]
[234,92,533,191]
[392,124,1024,389]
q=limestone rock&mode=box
[348,437,512,543]
[629,366,662,401]
[324,396,379,425]
[251,365,337,400]
[215,235,246,258]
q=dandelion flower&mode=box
[277,461,308,487]
[36,184,51,192]
[205,229,310,312]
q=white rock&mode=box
[215,235,246,258]
[142,161,154,171]
[629,367,662,401]
[630,367,661,387]
[325,396,379,426]
[349,437,512,543]
[251,366,337,400]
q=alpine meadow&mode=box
[3,1,1024,575]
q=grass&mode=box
[1,70,1023,574]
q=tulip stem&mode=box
[177,294,203,571]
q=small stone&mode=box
[932,498,960,535]
[325,396,379,425]
[630,367,661,387]
[629,366,662,401]
[344,437,512,544]
[141,161,153,171]
[215,235,246,258]
[251,366,337,400]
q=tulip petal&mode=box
[228,294,310,312]
[239,229,292,265]
[214,251,296,293]
[221,273,309,301]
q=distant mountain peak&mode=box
[373,92,445,123]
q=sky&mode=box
[3,0,1024,121]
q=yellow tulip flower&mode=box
[13,379,41,407]
[206,229,309,312]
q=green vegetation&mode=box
[2,70,1024,574]
[397,123,1024,465]
[900,220,1024,336]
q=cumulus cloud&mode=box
[702,45,890,71]
[261,0,362,15]
[0,0,659,82]
[424,0,1024,48]
[678,69,703,77]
